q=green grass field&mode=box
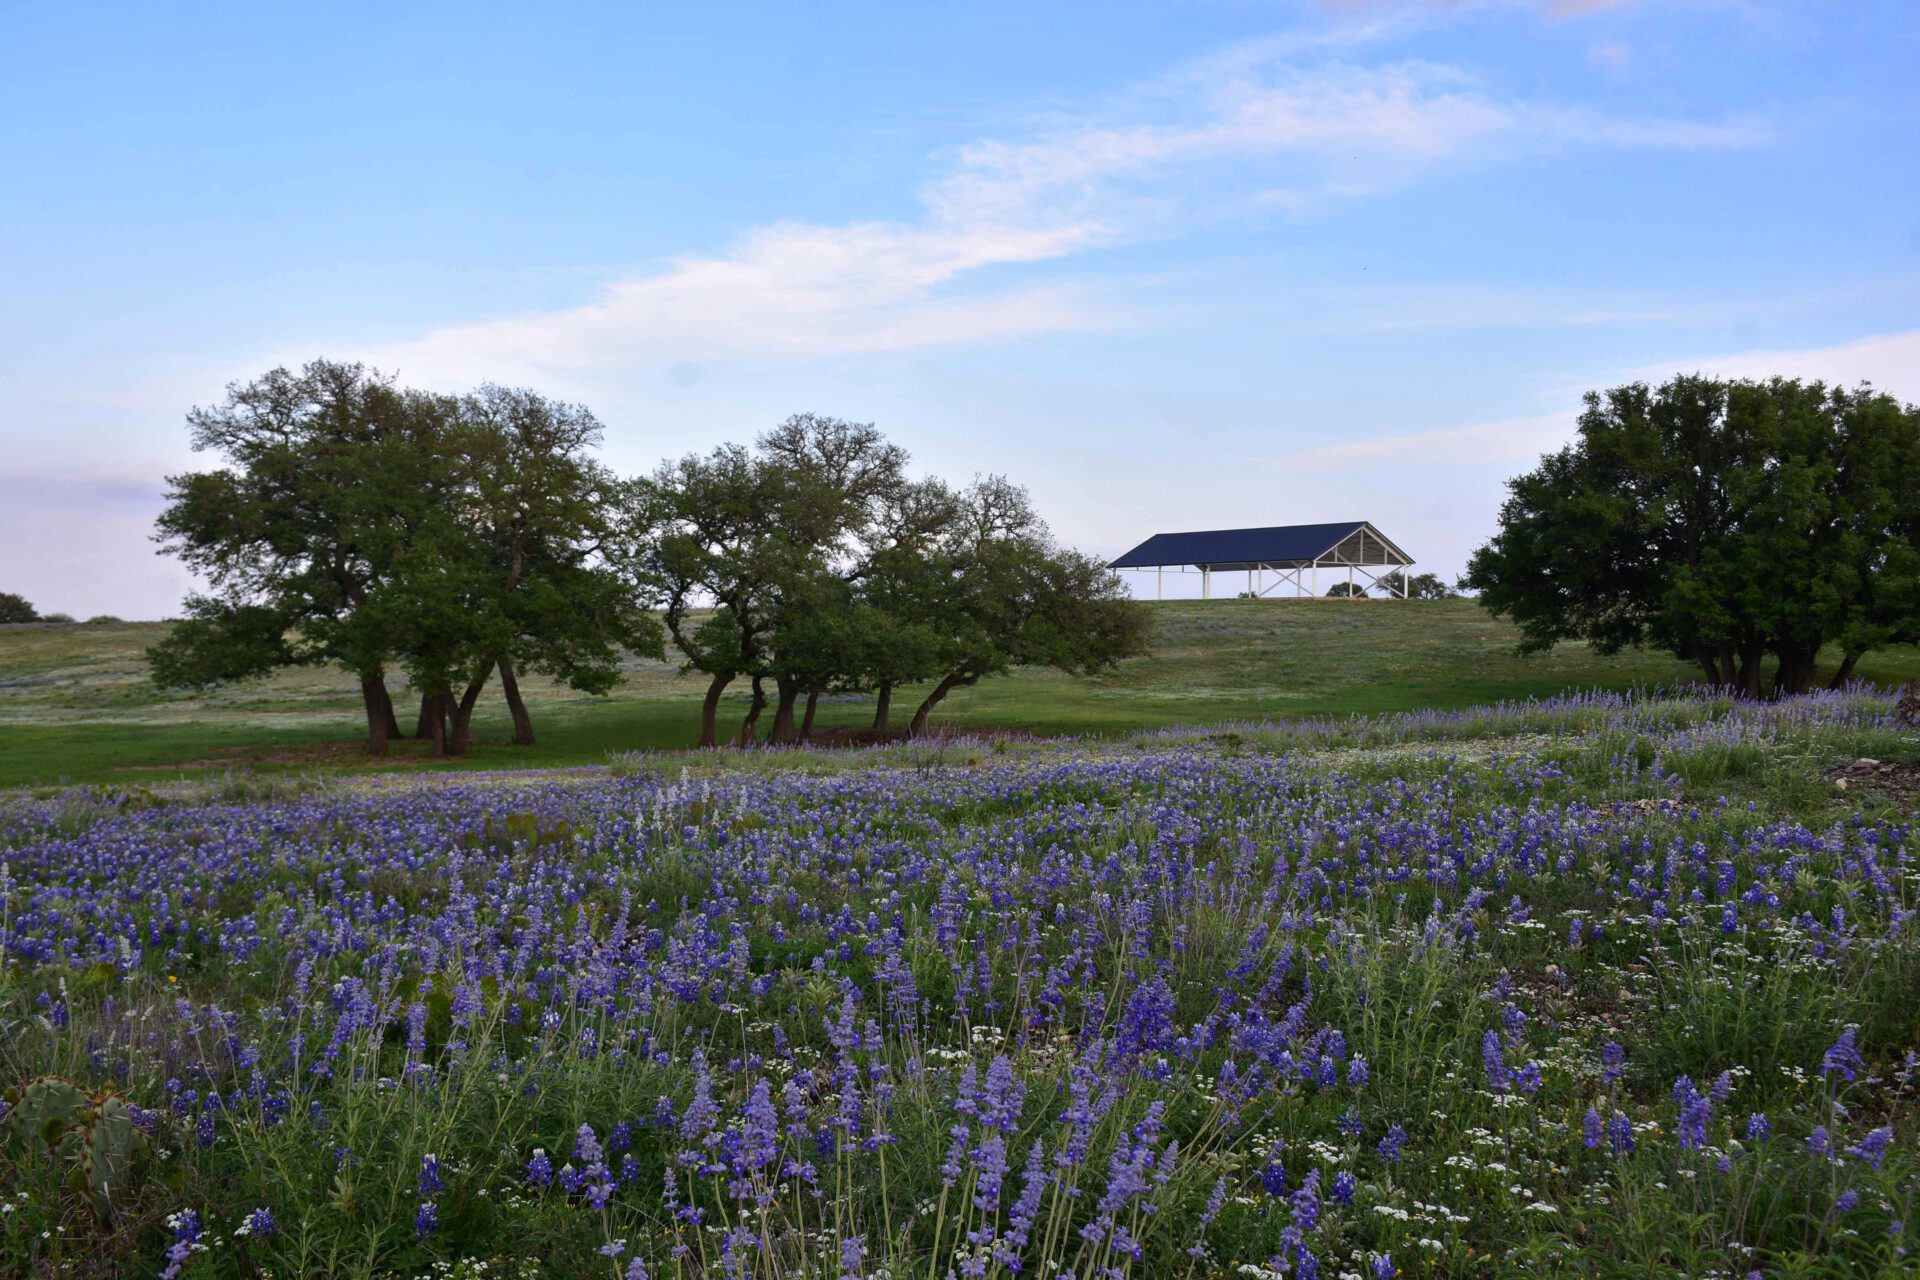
[4,599,1918,787]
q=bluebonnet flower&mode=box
[240,1207,275,1238]
[1002,1141,1049,1265]
[419,1153,443,1197]
[1584,1108,1604,1148]
[680,1053,718,1145]
[1378,1123,1406,1164]
[1482,1031,1512,1092]
[526,1147,553,1187]
[1601,1042,1625,1083]
[1808,1126,1831,1158]
[939,1124,969,1188]
[159,1210,203,1280]
[1822,1026,1865,1082]
[1849,1126,1893,1171]
[742,1078,779,1173]
[1332,1170,1357,1206]
[1673,1077,1712,1151]
[1746,1113,1770,1141]
[971,1132,1010,1213]
[415,1200,439,1238]
[1606,1111,1635,1155]
[1501,1002,1527,1035]
[1836,1189,1860,1214]
[1291,1168,1321,1231]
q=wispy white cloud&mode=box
[1260,326,1920,479]
[1631,328,1920,400]
[1272,413,1574,470]
[370,32,1767,388]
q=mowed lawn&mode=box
[4,600,1918,786]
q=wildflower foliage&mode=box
[0,686,1917,1276]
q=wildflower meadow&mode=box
[1,687,1916,1278]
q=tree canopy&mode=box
[1464,374,1920,696]
[1377,571,1457,600]
[0,592,39,624]
[151,360,663,754]
[622,417,1149,747]
[152,367,1147,753]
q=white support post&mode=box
[1157,565,1163,600]
[1202,566,1210,600]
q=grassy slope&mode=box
[4,601,1918,786]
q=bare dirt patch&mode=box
[1824,757,1920,806]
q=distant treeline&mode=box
[150,360,1149,755]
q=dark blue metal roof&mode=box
[1109,521,1370,569]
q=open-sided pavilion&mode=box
[1109,520,1415,600]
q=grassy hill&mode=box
[4,599,1918,786]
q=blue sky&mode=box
[4,0,1918,616]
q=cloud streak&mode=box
[372,33,1767,388]
[1632,329,1920,401]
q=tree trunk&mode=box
[872,681,893,734]
[415,694,437,740]
[768,676,801,744]
[736,676,768,746]
[1698,652,1725,689]
[1734,640,1766,700]
[497,657,535,746]
[800,688,821,741]
[360,674,392,755]
[1774,647,1817,698]
[380,679,403,740]
[449,661,493,756]
[909,671,969,737]
[698,672,733,749]
[1827,650,1864,690]
[424,692,451,758]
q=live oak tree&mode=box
[629,422,1150,746]
[152,362,660,755]
[626,416,913,747]
[755,415,909,743]
[895,478,1150,736]
[851,477,966,734]
[0,592,39,624]
[150,360,445,752]
[157,369,1149,754]
[623,444,782,749]
[1466,375,1920,696]
[418,384,664,755]
[1377,571,1457,600]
